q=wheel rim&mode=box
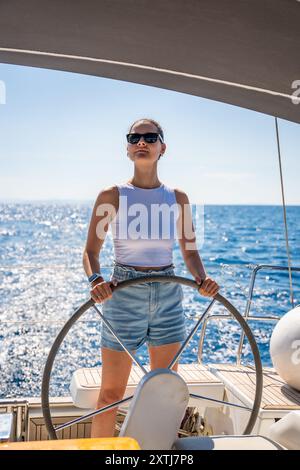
[41,275,263,439]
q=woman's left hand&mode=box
[195,276,219,297]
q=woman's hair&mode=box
[128,118,164,160]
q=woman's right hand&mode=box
[90,278,118,303]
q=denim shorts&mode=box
[100,262,187,352]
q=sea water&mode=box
[0,202,299,398]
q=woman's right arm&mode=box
[83,186,119,302]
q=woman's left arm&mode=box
[175,189,219,297]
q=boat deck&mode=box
[80,363,222,388]
[70,363,224,409]
[72,363,300,412]
[209,364,300,411]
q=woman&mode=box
[83,118,219,438]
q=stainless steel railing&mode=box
[197,264,300,365]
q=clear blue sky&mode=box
[0,63,299,205]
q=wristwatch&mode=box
[88,273,104,284]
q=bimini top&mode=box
[0,0,300,123]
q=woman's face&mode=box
[127,122,166,164]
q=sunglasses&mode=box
[126,133,164,144]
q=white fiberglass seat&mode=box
[173,411,300,450]
[268,410,300,450]
[172,435,284,450]
[119,368,190,450]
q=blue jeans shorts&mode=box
[100,262,187,352]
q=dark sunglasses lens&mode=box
[127,134,140,144]
[144,133,159,143]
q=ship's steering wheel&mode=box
[42,275,263,440]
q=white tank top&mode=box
[110,182,179,267]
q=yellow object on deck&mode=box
[0,437,140,450]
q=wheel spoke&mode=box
[189,393,252,412]
[54,395,133,432]
[93,304,148,375]
[168,299,216,369]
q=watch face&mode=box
[89,273,100,283]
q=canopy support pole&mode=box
[275,117,295,307]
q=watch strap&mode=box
[88,273,104,284]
